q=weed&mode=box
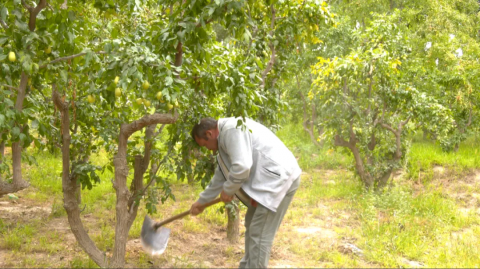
[50,198,66,217]
[70,256,99,268]
[1,223,37,251]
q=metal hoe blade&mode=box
[140,215,171,255]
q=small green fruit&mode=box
[87,95,95,104]
[167,103,173,110]
[45,46,52,54]
[136,98,143,105]
[114,76,120,85]
[144,100,151,107]
[142,80,150,90]
[115,88,122,97]
[8,51,16,62]
[156,91,163,100]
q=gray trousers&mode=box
[239,177,300,268]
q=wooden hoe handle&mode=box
[153,197,222,229]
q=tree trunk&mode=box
[454,143,459,153]
[111,114,177,267]
[299,92,320,147]
[376,169,393,190]
[53,89,108,267]
[75,181,82,204]
[0,140,4,180]
[350,145,373,189]
[334,125,374,189]
[111,128,133,268]
[12,72,29,188]
[422,127,428,140]
[226,196,240,244]
[0,73,30,196]
[188,174,195,185]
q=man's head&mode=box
[191,118,219,151]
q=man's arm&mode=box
[197,165,225,204]
[191,165,226,216]
[222,128,253,196]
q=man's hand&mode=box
[221,190,234,203]
[190,201,204,216]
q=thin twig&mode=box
[39,51,106,69]
[0,19,8,30]
[1,84,18,91]
[21,0,33,11]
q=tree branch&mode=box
[60,0,68,10]
[39,51,106,69]
[400,115,412,127]
[30,85,49,103]
[1,84,19,91]
[21,0,33,11]
[129,146,173,208]
[261,4,276,90]
[334,134,350,147]
[466,108,473,127]
[153,124,166,137]
[196,18,214,28]
[0,19,8,30]
[121,113,178,139]
[380,122,396,135]
[366,74,373,116]
[25,0,47,31]
[174,42,183,73]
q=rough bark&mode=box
[174,42,183,77]
[334,122,374,189]
[52,89,107,267]
[226,196,240,244]
[1,0,48,197]
[22,0,47,31]
[0,141,4,164]
[453,109,472,152]
[8,72,30,194]
[111,113,177,267]
[375,117,410,189]
[299,92,321,147]
[376,169,393,189]
[261,4,276,90]
[0,140,4,181]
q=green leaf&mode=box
[0,7,8,21]
[31,119,39,129]
[12,126,20,137]
[165,76,173,86]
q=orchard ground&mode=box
[1,125,479,268]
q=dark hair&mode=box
[191,118,218,141]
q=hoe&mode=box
[140,197,221,255]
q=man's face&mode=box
[195,130,218,151]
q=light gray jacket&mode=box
[197,117,302,212]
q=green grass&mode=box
[70,256,100,268]
[277,123,480,267]
[407,134,480,180]
[2,123,479,268]
[337,184,478,267]
[276,123,351,170]
[1,223,37,251]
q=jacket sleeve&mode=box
[197,165,225,204]
[222,128,253,196]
